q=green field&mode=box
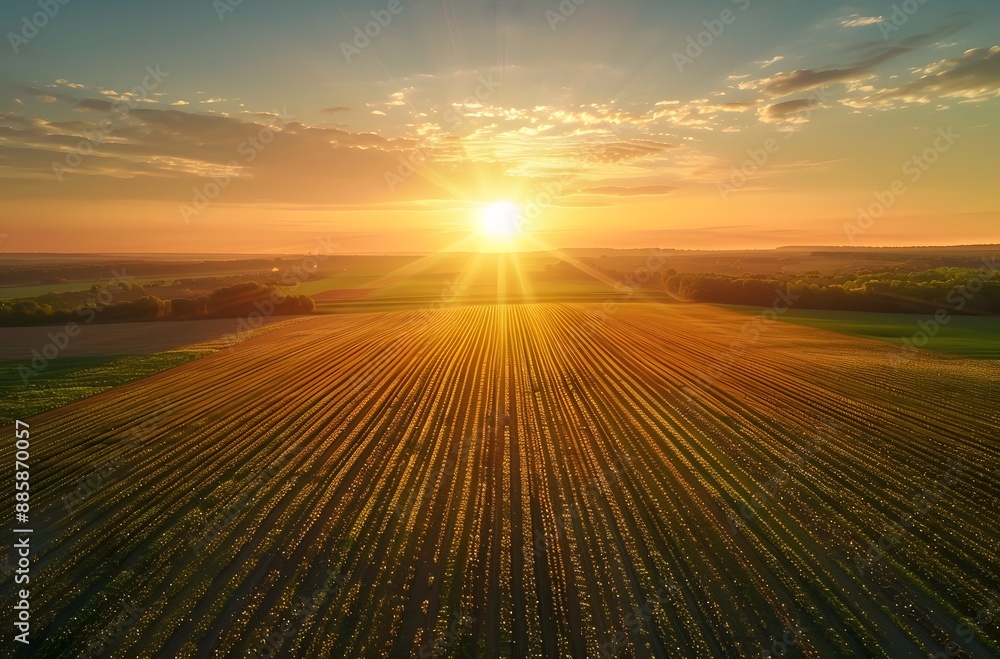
[0,275,225,300]
[721,306,1000,359]
[0,352,206,421]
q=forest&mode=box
[662,266,1000,315]
[0,281,314,326]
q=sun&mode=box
[479,202,522,242]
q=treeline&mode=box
[665,266,1000,315]
[0,259,295,287]
[0,282,314,327]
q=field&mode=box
[2,302,997,657]
[0,317,313,420]
[720,307,1000,360]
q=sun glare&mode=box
[479,202,522,242]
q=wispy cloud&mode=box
[846,45,1000,107]
[744,23,968,96]
[840,14,883,28]
[757,99,820,124]
[582,185,674,196]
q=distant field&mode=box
[0,316,310,360]
[0,316,314,423]
[0,353,206,421]
[0,274,240,300]
[311,288,672,316]
[720,306,1000,359]
[3,303,997,657]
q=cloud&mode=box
[583,139,675,163]
[170,100,190,106]
[322,107,351,114]
[21,85,75,104]
[747,23,968,96]
[758,99,819,124]
[846,45,1000,107]
[759,56,784,68]
[0,101,490,207]
[750,47,906,96]
[840,14,883,28]
[74,98,115,112]
[651,99,757,131]
[713,101,757,112]
[584,185,674,196]
[54,79,88,89]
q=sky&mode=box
[0,0,998,254]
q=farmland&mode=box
[0,317,313,420]
[719,306,1000,360]
[1,303,998,657]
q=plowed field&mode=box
[3,303,998,658]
